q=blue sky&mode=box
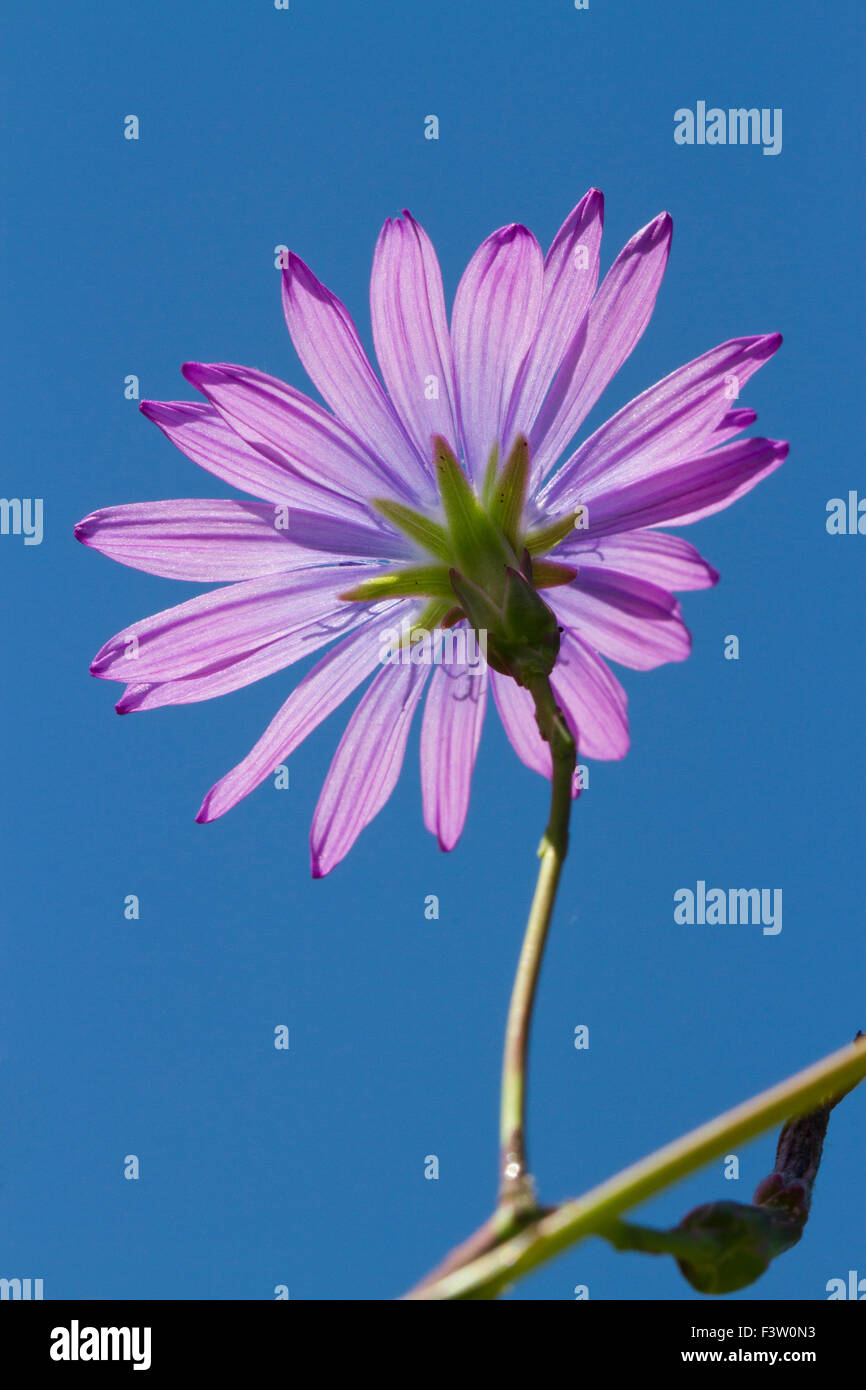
[1,0,863,1300]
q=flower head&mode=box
[76,191,787,874]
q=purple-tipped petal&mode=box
[114,602,402,711]
[504,189,604,442]
[74,499,410,581]
[551,630,630,760]
[140,399,370,522]
[550,573,692,671]
[715,407,758,442]
[542,333,782,509]
[575,436,789,536]
[420,637,488,850]
[370,211,460,461]
[451,224,544,480]
[530,212,673,485]
[310,659,431,876]
[197,612,401,822]
[556,530,719,591]
[90,564,377,684]
[182,361,419,507]
[282,252,432,498]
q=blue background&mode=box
[2,0,863,1300]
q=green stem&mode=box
[498,674,576,1210]
[406,1036,866,1299]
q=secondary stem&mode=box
[408,1036,866,1299]
[498,673,576,1210]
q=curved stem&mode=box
[498,674,576,1209]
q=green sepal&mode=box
[434,437,514,590]
[411,598,455,638]
[500,567,562,676]
[487,435,530,551]
[448,569,504,634]
[480,444,500,510]
[372,498,452,561]
[449,565,561,682]
[524,511,580,556]
[529,559,578,589]
[339,564,453,602]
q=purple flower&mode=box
[76,191,787,875]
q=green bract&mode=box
[340,436,576,684]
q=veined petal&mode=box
[574,436,788,535]
[197,610,403,822]
[281,252,432,498]
[90,564,376,683]
[492,630,629,770]
[310,658,431,876]
[75,499,410,582]
[451,224,544,482]
[556,529,718,591]
[182,361,419,507]
[542,333,782,508]
[551,573,692,671]
[715,407,757,443]
[370,211,459,461]
[490,669,553,781]
[530,212,673,485]
[116,603,387,711]
[504,189,604,442]
[140,398,376,523]
[420,631,488,850]
[551,630,630,760]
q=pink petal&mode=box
[115,602,397,711]
[492,634,629,771]
[310,659,431,876]
[556,529,718,591]
[504,189,604,442]
[551,630,630,760]
[714,407,758,443]
[575,436,789,535]
[451,224,544,480]
[542,333,782,509]
[490,670,553,780]
[182,361,419,507]
[197,611,402,822]
[75,499,409,582]
[282,253,432,499]
[140,399,370,522]
[550,573,692,671]
[530,212,673,485]
[370,211,459,461]
[90,564,376,683]
[420,634,488,850]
